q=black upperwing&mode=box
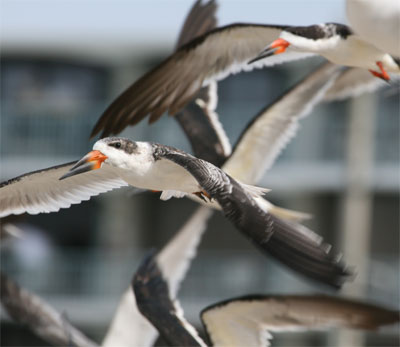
[90,23,299,138]
[1,271,98,347]
[174,0,231,166]
[133,252,206,347]
[155,146,352,288]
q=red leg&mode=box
[369,61,390,81]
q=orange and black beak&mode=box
[248,38,290,64]
[59,150,108,180]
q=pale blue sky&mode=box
[2,0,345,53]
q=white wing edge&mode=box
[223,63,342,185]
[195,81,232,157]
[0,163,128,218]
[102,206,213,347]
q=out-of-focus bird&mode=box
[0,137,351,286]
[133,251,399,347]
[90,21,398,138]
[347,0,400,57]
[0,272,98,347]
[249,23,399,81]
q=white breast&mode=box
[120,158,200,194]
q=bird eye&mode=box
[109,142,121,149]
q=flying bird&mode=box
[133,251,399,347]
[130,142,351,287]
[248,23,399,82]
[0,137,351,286]
[347,0,400,58]
[90,21,398,138]
[185,62,343,220]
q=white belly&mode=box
[118,158,200,194]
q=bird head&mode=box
[59,137,147,180]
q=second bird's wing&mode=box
[91,23,315,138]
[324,67,390,101]
[103,207,212,347]
[174,0,232,166]
[201,294,400,347]
[156,147,351,288]
[224,62,342,184]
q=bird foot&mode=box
[194,191,212,202]
[369,61,390,82]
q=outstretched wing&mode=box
[1,272,98,347]
[103,207,212,347]
[0,162,127,218]
[324,67,390,101]
[133,253,207,347]
[224,62,342,184]
[174,0,232,166]
[201,294,400,347]
[175,0,218,49]
[91,23,315,138]
[156,146,351,288]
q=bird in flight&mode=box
[0,137,351,287]
[90,18,398,138]
[248,23,399,82]
[346,0,400,58]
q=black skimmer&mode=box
[90,22,398,138]
[347,0,400,58]
[249,23,399,82]
[126,140,351,287]
[0,137,351,286]
[0,138,269,218]
[133,251,399,347]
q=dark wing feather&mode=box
[1,272,98,347]
[133,253,205,347]
[174,1,231,165]
[175,0,218,49]
[175,84,231,166]
[155,146,352,288]
[91,23,317,138]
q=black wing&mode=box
[91,23,316,138]
[155,146,352,288]
[1,272,98,347]
[133,253,206,347]
[174,0,231,166]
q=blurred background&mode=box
[1,0,399,346]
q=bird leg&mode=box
[193,191,212,202]
[369,61,390,81]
